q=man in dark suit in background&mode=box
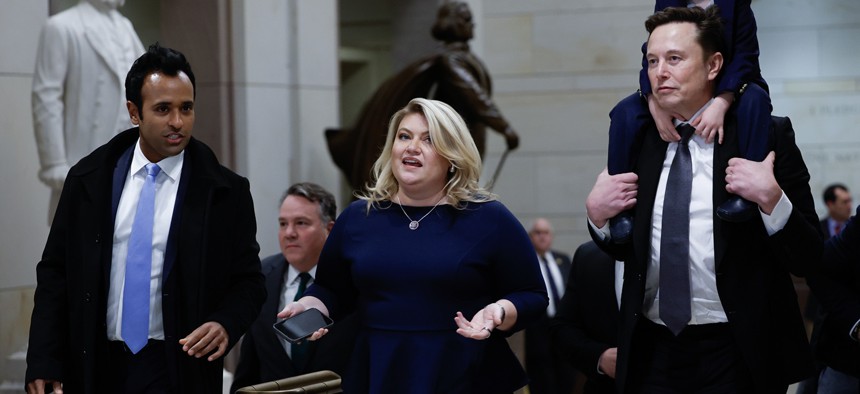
[552,241,621,394]
[806,205,860,393]
[795,183,852,393]
[525,218,576,394]
[231,182,356,392]
[820,183,852,238]
[584,6,821,393]
[26,44,266,393]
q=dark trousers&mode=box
[627,319,762,394]
[107,340,170,394]
[607,84,772,176]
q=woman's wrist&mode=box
[492,302,506,324]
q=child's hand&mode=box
[691,93,732,144]
[648,95,678,142]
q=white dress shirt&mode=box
[590,99,793,327]
[615,261,625,309]
[538,251,566,317]
[278,264,318,355]
[107,140,183,342]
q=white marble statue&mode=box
[32,0,144,223]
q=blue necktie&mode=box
[659,124,695,336]
[122,163,161,354]
[291,272,312,369]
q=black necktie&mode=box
[659,124,695,336]
[291,272,312,369]
[540,255,561,314]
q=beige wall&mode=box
[0,2,47,388]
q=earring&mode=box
[449,166,455,173]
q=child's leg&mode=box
[716,83,771,223]
[734,83,772,162]
[608,92,651,175]
[607,92,650,243]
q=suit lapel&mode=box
[103,145,135,285]
[163,153,190,280]
[110,146,134,221]
[165,139,231,291]
[264,260,294,367]
[712,116,738,270]
[634,128,668,266]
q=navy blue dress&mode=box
[306,200,548,393]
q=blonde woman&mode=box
[280,98,547,393]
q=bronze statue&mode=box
[326,1,519,193]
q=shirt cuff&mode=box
[760,191,792,236]
[588,218,611,241]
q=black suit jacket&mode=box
[590,115,822,392]
[525,250,575,394]
[552,241,619,394]
[26,128,267,393]
[820,218,830,238]
[807,207,860,378]
[231,254,358,392]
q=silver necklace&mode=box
[396,195,446,230]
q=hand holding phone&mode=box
[273,307,334,343]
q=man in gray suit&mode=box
[32,0,144,222]
[231,183,357,392]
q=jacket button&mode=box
[84,292,92,302]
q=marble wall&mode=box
[0,1,48,289]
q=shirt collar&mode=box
[285,263,318,285]
[673,98,714,128]
[672,98,715,147]
[131,138,184,182]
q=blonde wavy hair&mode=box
[358,98,496,211]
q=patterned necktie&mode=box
[291,272,313,369]
[659,124,695,336]
[122,163,161,353]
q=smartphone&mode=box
[273,308,334,343]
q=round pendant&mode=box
[409,221,419,230]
